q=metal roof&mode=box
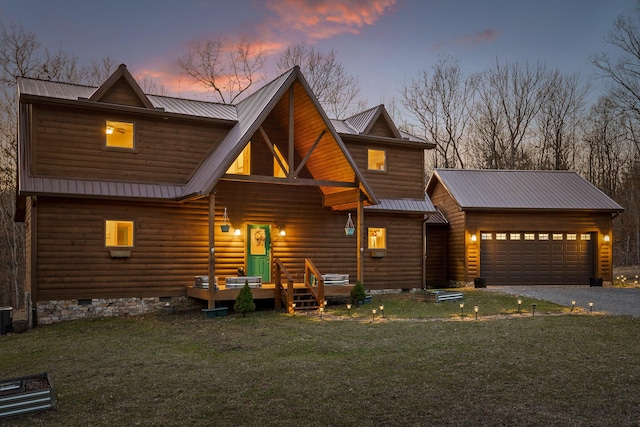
[364,197,436,214]
[428,169,624,211]
[18,78,237,121]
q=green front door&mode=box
[246,224,271,282]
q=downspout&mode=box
[422,215,429,291]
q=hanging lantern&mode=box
[344,213,355,236]
[221,207,230,232]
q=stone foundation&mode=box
[36,296,204,325]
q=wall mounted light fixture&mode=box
[603,234,610,242]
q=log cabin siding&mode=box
[429,182,467,282]
[214,180,359,285]
[343,139,425,199]
[34,197,209,300]
[426,225,448,287]
[98,78,146,107]
[30,105,230,184]
[362,212,425,289]
[368,117,396,138]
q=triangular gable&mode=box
[181,67,377,208]
[89,64,156,109]
[344,105,402,139]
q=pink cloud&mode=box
[262,0,398,42]
[431,28,499,51]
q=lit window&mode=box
[227,142,251,175]
[105,220,134,247]
[553,233,563,240]
[105,120,134,149]
[496,233,507,240]
[481,233,492,240]
[367,149,386,171]
[567,234,577,241]
[510,233,521,240]
[368,227,386,249]
[273,145,288,178]
[524,233,535,240]
[539,233,549,241]
[581,233,591,241]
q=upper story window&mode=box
[367,149,386,171]
[105,120,134,149]
[105,220,134,247]
[227,142,251,175]
[368,227,386,249]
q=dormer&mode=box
[88,64,157,109]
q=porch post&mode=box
[357,191,364,284]
[208,192,216,309]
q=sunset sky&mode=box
[1,0,636,107]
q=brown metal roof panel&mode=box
[344,106,379,134]
[426,209,449,224]
[365,198,436,213]
[148,95,237,121]
[433,169,624,211]
[331,119,357,135]
[18,78,94,100]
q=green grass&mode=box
[1,291,639,426]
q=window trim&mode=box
[105,120,135,150]
[367,148,387,172]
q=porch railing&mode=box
[274,258,325,313]
[274,258,295,313]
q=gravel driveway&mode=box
[483,286,640,318]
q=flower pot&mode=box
[345,227,355,236]
[220,224,230,233]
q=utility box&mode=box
[0,307,13,335]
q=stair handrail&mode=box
[304,258,325,307]
[274,258,295,313]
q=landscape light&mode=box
[346,303,352,316]
[372,308,377,322]
[571,300,576,311]
[589,302,594,314]
[379,304,384,318]
[474,305,479,320]
[517,299,522,314]
[532,303,537,316]
[459,302,464,318]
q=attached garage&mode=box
[426,169,624,286]
[479,232,594,285]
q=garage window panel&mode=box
[524,233,535,240]
[567,234,577,240]
[539,233,549,240]
[581,233,591,240]
[481,233,492,240]
[553,233,563,240]
[496,233,507,240]
[510,233,521,240]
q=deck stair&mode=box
[292,288,319,311]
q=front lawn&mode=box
[1,290,638,426]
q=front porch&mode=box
[187,258,354,312]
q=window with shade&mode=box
[105,220,134,247]
[105,120,134,149]
[368,227,386,249]
[367,149,386,171]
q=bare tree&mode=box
[470,60,550,169]
[401,56,477,169]
[533,70,588,170]
[277,43,364,119]
[178,36,265,103]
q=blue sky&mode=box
[1,0,636,106]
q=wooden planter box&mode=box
[203,307,228,318]
[0,372,56,419]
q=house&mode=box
[15,65,436,325]
[426,169,624,286]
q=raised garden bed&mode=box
[203,307,228,318]
[421,290,464,303]
[0,372,56,419]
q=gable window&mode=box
[367,149,386,171]
[273,145,289,178]
[227,142,251,175]
[105,220,134,247]
[368,227,386,249]
[105,120,134,149]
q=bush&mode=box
[350,281,366,304]
[234,281,256,317]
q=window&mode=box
[227,142,251,175]
[581,233,591,241]
[273,145,289,178]
[367,149,386,171]
[524,233,535,240]
[510,233,521,240]
[368,227,386,249]
[105,120,134,149]
[481,233,492,240]
[567,234,577,241]
[539,233,549,241]
[553,233,563,241]
[105,220,134,247]
[496,233,507,240]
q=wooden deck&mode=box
[187,283,354,309]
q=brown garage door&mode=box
[480,232,594,285]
